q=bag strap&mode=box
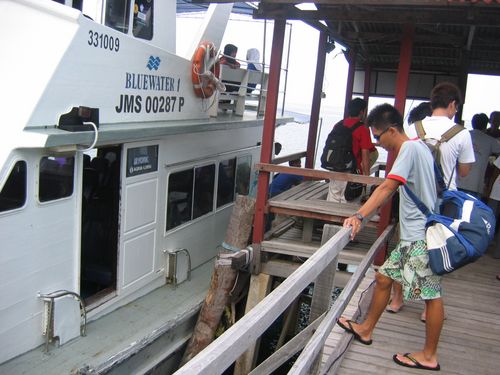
[439,124,465,143]
[414,120,426,140]
[433,161,447,192]
[405,160,448,217]
[403,184,432,217]
[349,121,364,133]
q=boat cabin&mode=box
[0,0,280,368]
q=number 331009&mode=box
[88,30,120,52]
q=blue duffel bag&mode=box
[404,166,496,275]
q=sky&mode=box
[177,12,500,127]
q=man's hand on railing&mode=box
[344,212,364,240]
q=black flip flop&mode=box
[337,319,372,345]
[393,353,440,371]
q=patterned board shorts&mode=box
[379,240,442,301]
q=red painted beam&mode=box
[252,19,286,244]
[374,24,414,266]
[305,31,327,169]
[343,48,357,118]
[393,24,414,115]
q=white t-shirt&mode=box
[490,156,500,201]
[458,130,500,194]
[406,116,475,190]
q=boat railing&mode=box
[174,213,395,374]
[216,64,270,116]
[271,151,307,166]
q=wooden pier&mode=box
[175,178,500,375]
[323,251,500,375]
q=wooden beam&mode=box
[256,163,385,185]
[248,312,326,375]
[254,5,500,27]
[259,0,500,6]
[252,19,286,245]
[306,31,327,169]
[271,151,307,165]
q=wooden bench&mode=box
[214,65,269,116]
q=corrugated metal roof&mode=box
[246,0,500,77]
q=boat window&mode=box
[193,164,215,219]
[133,0,153,40]
[166,169,193,231]
[39,156,75,202]
[236,155,252,196]
[105,0,131,34]
[217,158,236,208]
[0,161,27,213]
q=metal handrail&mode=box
[38,290,87,351]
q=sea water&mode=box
[275,111,387,170]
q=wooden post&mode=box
[309,225,341,322]
[224,195,256,251]
[343,48,356,119]
[180,257,238,366]
[252,19,286,245]
[180,195,255,365]
[305,31,327,170]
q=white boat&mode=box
[0,1,290,373]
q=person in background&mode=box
[220,44,241,94]
[458,113,500,198]
[487,111,500,139]
[488,155,500,259]
[338,103,442,371]
[327,98,374,203]
[266,159,304,231]
[220,43,240,69]
[246,48,261,71]
[246,48,262,93]
[269,159,303,198]
[407,101,432,125]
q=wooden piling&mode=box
[180,195,255,366]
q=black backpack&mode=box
[321,120,363,172]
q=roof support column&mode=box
[252,19,286,245]
[456,52,469,124]
[394,24,414,115]
[343,48,357,118]
[374,23,414,265]
[305,31,327,169]
[363,65,371,105]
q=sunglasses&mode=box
[373,126,392,142]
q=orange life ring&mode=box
[191,41,220,98]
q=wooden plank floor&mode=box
[267,181,380,225]
[322,250,500,375]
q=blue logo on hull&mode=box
[147,56,161,70]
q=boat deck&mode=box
[0,261,214,374]
[322,249,500,375]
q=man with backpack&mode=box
[388,82,475,319]
[338,104,443,371]
[322,98,375,203]
[407,82,475,190]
